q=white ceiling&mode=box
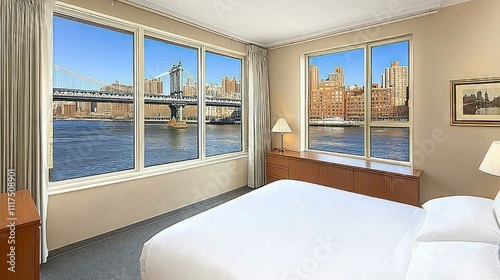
[126,0,471,48]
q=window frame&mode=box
[50,3,247,194]
[304,36,413,166]
[204,49,245,158]
[142,31,202,169]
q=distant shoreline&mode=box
[54,117,133,122]
[53,117,240,125]
[309,120,361,127]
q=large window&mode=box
[205,52,243,157]
[51,15,135,182]
[143,37,199,167]
[307,39,411,163]
[50,9,246,186]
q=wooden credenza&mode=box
[266,150,423,206]
[0,190,41,280]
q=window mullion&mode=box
[200,46,206,160]
[365,45,372,160]
[136,28,145,172]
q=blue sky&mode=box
[53,16,241,92]
[53,16,134,86]
[309,41,409,86]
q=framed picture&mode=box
[450,77,500,126]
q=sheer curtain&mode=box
[0,0,54,263]
[247,45,271,188]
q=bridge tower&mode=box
[169,60,184,98]
[167,61,187,128]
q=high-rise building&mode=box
[230,77,237,93]
[144,78,163,95]
[371,88,395,121]
[345,88,364,121]
[309,82,345,120]
[206,83,221,98]
[183,77,198,97]
[327,66,345,87]
[383,61,409,106]
[221,76,239,94]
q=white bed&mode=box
[140,180,428,280]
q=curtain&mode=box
[247,45,271,188]
[0,0,54,263]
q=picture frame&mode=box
[450,77,500,126]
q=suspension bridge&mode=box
[53,64,241,126]
[52,88,241,107]
[52,64,240,107]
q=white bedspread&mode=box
[140,179,426,280]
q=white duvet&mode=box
[140,179,426,280]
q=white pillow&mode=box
[415,196,500,245]
[495,190,500,227]
[406,242,500,280]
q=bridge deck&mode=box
[52,88,241,107]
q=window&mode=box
[205,52,243,157]
[307,39,411,163]
[308,48,365,157]
[144,37,199,167]
[370,41,410,162]
[50,9,246,186]
[51,15,135,182]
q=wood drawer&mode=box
[265,150,421,206]
[266,154,288,168]
[266,165,288,178]
[266,175,282,184]
[289,158,317,183]
[317,164,354,192]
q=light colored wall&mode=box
[48,159,247,249]
[48,0,248,250]
[268,0,500,203]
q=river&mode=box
[51,120,242,182]
[52,120,409,182]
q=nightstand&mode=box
[0,190,41,279]
[266,150,289,183]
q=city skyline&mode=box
[309,41,409,86]
[308,42,410,122]
[54,15,242,88]
[463,88,500,98]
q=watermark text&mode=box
[6,169,17,273]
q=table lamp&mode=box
[271,118,292,152]
[479,141,500,176]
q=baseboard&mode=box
[48,185,252,259]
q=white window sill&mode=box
[48,152,248,195]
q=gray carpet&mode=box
[41,187,253,280]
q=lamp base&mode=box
[279,133,286,153]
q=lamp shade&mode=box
[271,118,292,133]
[479,141,500,176]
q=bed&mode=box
[140,179,500,280]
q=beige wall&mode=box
[268,0,500,203]
[48,159,247,249]
[48,0,248,250]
